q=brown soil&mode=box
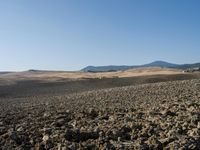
[0,71,200,149]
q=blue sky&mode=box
[0,0,200,71]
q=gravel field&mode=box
[0,78,200,149]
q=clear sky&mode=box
[0,0,200,71]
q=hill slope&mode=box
[82,61,200,72]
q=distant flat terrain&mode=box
[0,67,200,98]
[0,67,183,84]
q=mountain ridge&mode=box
[81,61,200,72]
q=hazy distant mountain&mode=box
[176,63,200,70]
[0,72,12,75]
[142,61,178,68]
[81,61,200,72]
[81,65,135,72]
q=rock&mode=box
[42,127,52,134]
[188,143,197,149]
[35,142,45,150]
[44,141,54,149]
[41,134,54,149]
[43,135,49,142]
[103,142,115,150]
[0,126,6,134]
[188,128,200,137]
[68,144,76,150]
[43,112,50,118]
[30,139,35,145]
[57,143,62,150]
[17,126,24,132]
[65,129,99,142]
[161,110,176,117]
[134,138,149,150]
[190,114,200,125]
[165,141,180,149]
[197,122,200,129]
[109,115,115,122]
[9,131,22,145]
[54,119,65,127]
[86,144,97,150]
[182,122,188,131]
[88,108,98,119]
[159,138,172,145]
[65,129,79,142]
[146,136,163,149]
[55,111,72,122]
[71,120,77,128]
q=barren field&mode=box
[0,71,200,149]
[0,67,182,85]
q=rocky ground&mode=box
[0,79,200,149]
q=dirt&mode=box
[0,73,200,149]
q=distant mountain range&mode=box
[81,61,200,72]
[0,61,200,74]
[0,72,12,75]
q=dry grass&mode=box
[0,67,183,82]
